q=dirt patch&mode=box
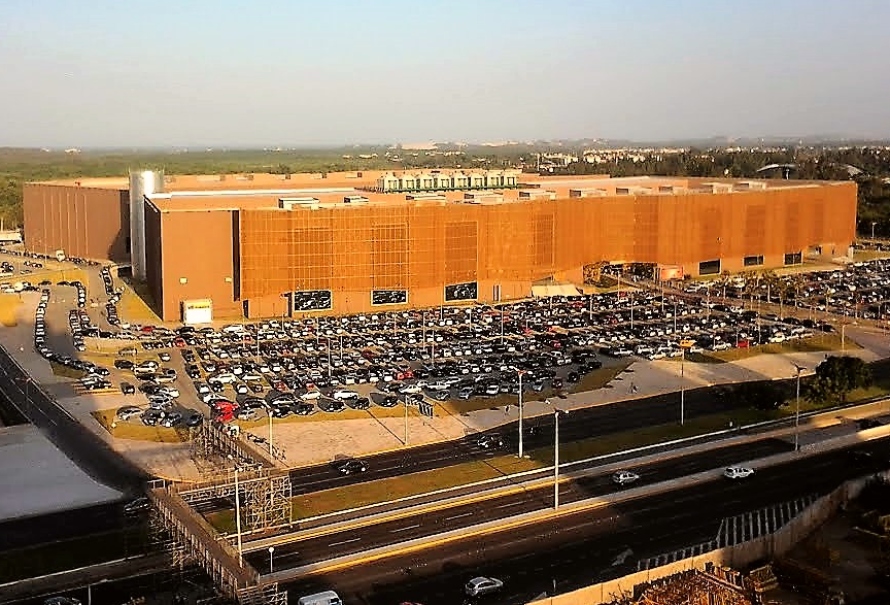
[0,294,21,327]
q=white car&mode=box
[332,389,359,400]
[465,576,504,597]
[724,466,755,480]
[612,470,641,486]
[300,391,322,401]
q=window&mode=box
[445,282,478,302]
[290,290,332,312]
[784,251,802,266]
[372,290,408,306]
[744,255,764,267]
[699,259,721,275]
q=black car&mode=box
[120,381,136,395]
[566,371,580,383]
[476,434,504,449]
[114,359,134,370]
[348,397,371,410]
[292,403,315,416]
[378,395,399,408]
[335,459,368,475]
[184,412,204,427]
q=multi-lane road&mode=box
[252,438,794,570]
[287,381,772,494]
[280,436,890,605]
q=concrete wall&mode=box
[23,183,130,261]
[527,472,886,605]
[154,209,239,321]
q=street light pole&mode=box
[680,347,686,426]
[404,395,409,446]
[233,464,243,567]
[794,366,804,452]
[872,221,877,240]
[554,409,567,509]
[268,546,275,575]
[518,370,526,459]
[268,412,273,459]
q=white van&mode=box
[297,591,342,605]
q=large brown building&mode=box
[23,170,857,322]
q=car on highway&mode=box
[476,434,504,449]
[335,459,368,475]
[612,470,641,486]
[465,576,504,597]
[723,466,755,480]
[44,596,82,605]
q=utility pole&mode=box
[793,364,807,452]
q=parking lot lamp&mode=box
[404,394,409,446]
[872,221,877,240]
[268,410,274,459]
[268,546,275,575]
[518,370,527,458]
[679,346,688,426]
[226,455,244,567]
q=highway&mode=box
[288,381,773,493]
[280,436,890,605]
[250,437,794,569]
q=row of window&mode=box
[282,282,479,312]
[700,251,803,275]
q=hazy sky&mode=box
[2,0,889,147]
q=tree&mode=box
[806,355,872,404]
[733,381,788,411]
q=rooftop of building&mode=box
[141,174,842,213]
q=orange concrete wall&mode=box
[153,210,239,321]
[23,183,130,261]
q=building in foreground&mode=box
[23,170,857,322]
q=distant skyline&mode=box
[2,0,889,147]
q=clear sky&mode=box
[1,0,889,147]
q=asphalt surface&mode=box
[288,380,771,494]
[281,436,890,605]
[0,502,128,552]
[252,438,793,570]
[0,344,148,494]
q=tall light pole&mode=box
[793,364,807,452]
[268,546,275,575]
[268,411,274,459]
[403,394,409,446]
[872,221,877,241]
[679,345,688,426]
[227,455,243,567]
[518,370,527,458]
[554,408,568,509]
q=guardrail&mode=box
[288,394,890,528]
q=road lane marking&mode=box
[389,524,421,533]
[496,501,523,509]
[445,512,473,521]
[329,538,361,547]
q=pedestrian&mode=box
[631,382,638,394]
[544,398,552,406]
[504,405,509,416]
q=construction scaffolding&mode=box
[147,479,288,605]
[179,467,293,534]
[191,420,273,476]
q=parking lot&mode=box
[5,243,889,473]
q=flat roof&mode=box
[145,176,839,213]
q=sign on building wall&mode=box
[182,299,213,325]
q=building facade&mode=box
[23,172,858,322]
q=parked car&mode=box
[724,466,755,480]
